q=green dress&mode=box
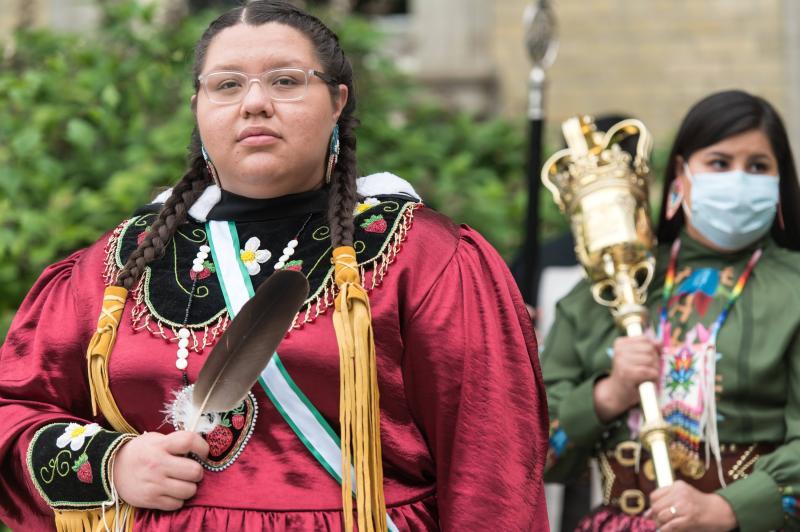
[542,230,800,532]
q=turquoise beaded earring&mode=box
[201,144,221,187]
[325,124,340,184]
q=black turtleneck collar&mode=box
[207,187,329,222]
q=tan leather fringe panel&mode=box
[332,246,387,532]
[54,286,139,531]
[86,286,138,435]
[54,506,133,532]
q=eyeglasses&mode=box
[198,67,337,105]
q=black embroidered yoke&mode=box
[105,188,419,350]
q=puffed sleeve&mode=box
[0,244,132,531]
[400,226,549,530]
[539,282,619,483]
[716,328,800,532]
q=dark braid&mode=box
[327,112,359,247]
[115,144,211,290]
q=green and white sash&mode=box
[206,220,398,531]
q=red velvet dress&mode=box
[0,191,549,531]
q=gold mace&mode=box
[541,115,674,487]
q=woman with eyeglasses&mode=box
[542,90,800,532]
[0,2,549,531]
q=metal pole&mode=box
[522,67,545,303]
[521,1,558,305]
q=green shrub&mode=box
[0,2,210,337]
[1,2,671,340]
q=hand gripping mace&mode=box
[541,116,674,488]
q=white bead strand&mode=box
[176,245,211,371]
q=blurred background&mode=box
[1,1,799,529]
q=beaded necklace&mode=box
[658,238,762,345]
[656,237,762,479]
[174,213,314,378]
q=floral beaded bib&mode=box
[103,193,419,470]
[106,194,417,344]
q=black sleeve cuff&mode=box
[26,422,133,510]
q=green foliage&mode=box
[1,2,670,342]
[0,3,213,337]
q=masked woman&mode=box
[542,90,800,532]
[0,2,548,531]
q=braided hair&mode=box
[115,1,359,289]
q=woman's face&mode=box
[677,128,778,202]
[675,128,779,250]
[192,23,348,198]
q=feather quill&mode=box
[188,270,309,431]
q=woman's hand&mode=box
[593,336,661,422]
[113,431,209,511]
[647,480,737,531]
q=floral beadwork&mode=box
[190,260,216,281]
[283,259,303,272]
[56,423,101,451]
[71,453,93,484]
[664,347,697,396]
[109,197,421,343]
[27,422,134,510]
[354,197,380,214]
[170,391,259,472]
[240,236,271,276]
[361,214,388,234]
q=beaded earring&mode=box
[666,178,684,221]
[325,124,340,185]
[201,144,221,187]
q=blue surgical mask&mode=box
[683,164,779,250]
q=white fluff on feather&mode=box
[164,385,220,434]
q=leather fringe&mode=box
[86,286,138,435]
[54,505,133,532]
[332,246,387,532]
[60,286,139,532]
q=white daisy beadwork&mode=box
[240,237,271,276]
[55,423,101,451]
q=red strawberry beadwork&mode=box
[231,414,245,430]
[72,453,93,483]
[284,260,303,272]
[77,461,93,484]
[205,425,234,457]
[190,260,215,281]
[361,215,387,234]
[190,268,211,281]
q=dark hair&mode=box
[117,1,357,290]
[656,89,800,251]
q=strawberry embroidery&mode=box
[190,260,215,281]
[205,425,234,457]
[72,453,93,484]
[231,414,245,430]
[284,260,303,272]
[361,214,387,234]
